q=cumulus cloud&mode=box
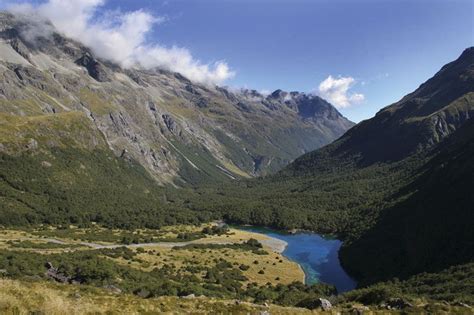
[8,0,234,85]
[317,75,365,109]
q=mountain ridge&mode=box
[285,47,474,174]
[0,11,354,185]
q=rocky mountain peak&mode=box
[269,89,289,100]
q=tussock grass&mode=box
[0,279,315,314]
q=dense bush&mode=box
[0,249,338,308]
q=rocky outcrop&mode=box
[75,53,111,82]
[45,262,71,283]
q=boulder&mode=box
[387,298,413,309]
[453,302,471,308]
[350,305,370,314]
[319,298,332,311]
[296,297,332,310]
[135,289,150,298]
[103,284,122,294]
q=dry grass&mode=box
[117,228,304,286]
[0,279,317,314]
[0,226,304,286]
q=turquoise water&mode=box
[236,226,357,293]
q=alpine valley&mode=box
[0,9,473,315]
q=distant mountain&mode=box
[0,12,353,186]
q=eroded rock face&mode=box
[0,12,354,185]
[75,53,110,82]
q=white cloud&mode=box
[8,0,234,85]
[259,89,271,96]
[317,75,365,109]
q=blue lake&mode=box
[236,226,357,293]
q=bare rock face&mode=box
[75,53,111,82]
[0,12,354,185]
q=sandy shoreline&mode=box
[239,230,308,284]
[259,236,288,253]
[258,234,306,284]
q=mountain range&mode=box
[0,12,353,186]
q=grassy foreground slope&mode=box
[0,279,317,315]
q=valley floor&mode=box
[0,225,303,286]
[0,225,472,314]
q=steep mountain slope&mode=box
[287,47,474,172]
[340,117,474,284]
[0,12,353,185]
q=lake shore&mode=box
[259,236,288,253]
[232,225,357,291]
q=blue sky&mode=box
[3,0,473,122]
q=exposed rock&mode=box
[195,97,209,108]
[453,302,471,308]
[135,289,150,298]
[10,38,31,62]
[26,138,38,150]
[387,298,413,309]
[41,161,52,167]
[44,262,71,284]
[162,114,178,133]
[103,284,122,294]
[318,298,332,311]
[182,294,196,299]
[350,306,370,314]
[75,52,110,82]
[125,69,148,86]
[236,101,252,113]
[185,84,200,96]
